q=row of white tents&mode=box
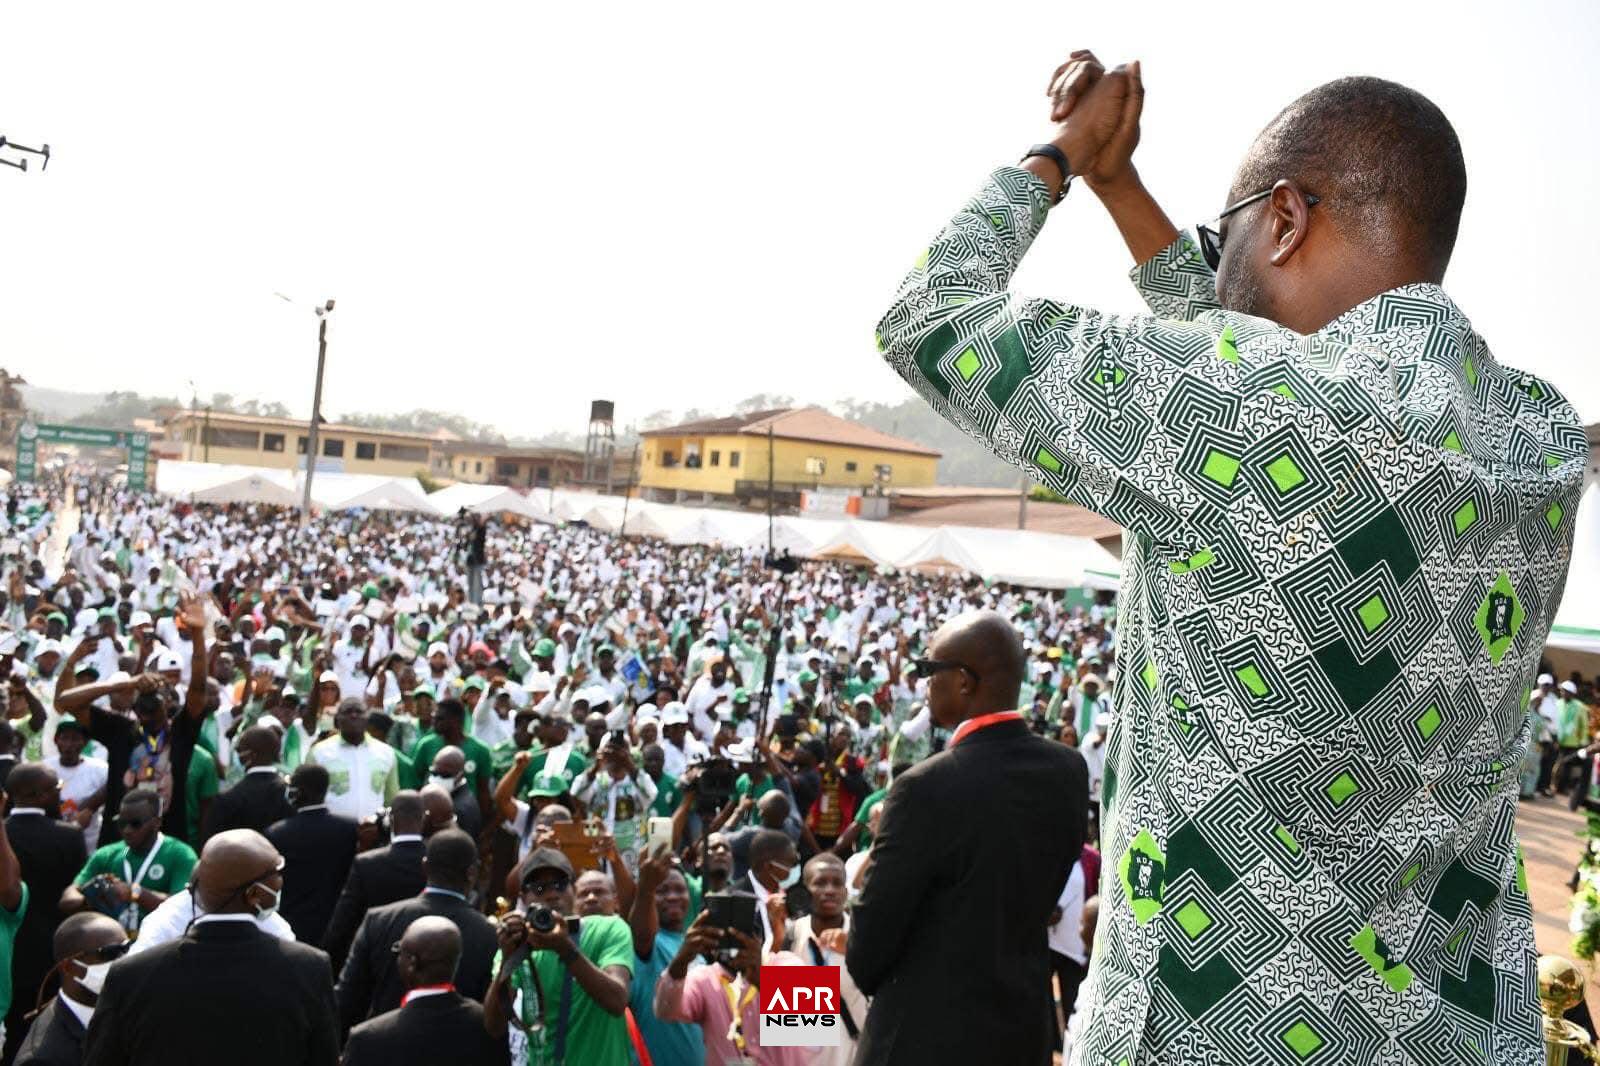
[154,460,1123,590]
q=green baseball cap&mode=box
[361,582,380,600]
[462,676,488,692]
[741,619,760,633]
[529,772,569,798]
[46,612,67,626]
[532,638,557,658]
[411,685,437,699]
[796,669,819,685]
[733,687,751,704]
[53,716,90,737]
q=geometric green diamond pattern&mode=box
[1452,499,1478,535]
[1175,899,1213,940]
[1356,593,1390,633]
[954,346,982,381]
[1281,1020,1325,1059]
[1235,663,1271,699]
[1202,449,1241,488]
[1474,571,1525,665]
[1265,453,1308,494]
[1326,772,1360,807]
[1547,500,1565,531]
[1416,704,1442,740]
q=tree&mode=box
[733,393,794,415]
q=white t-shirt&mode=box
[1048,860,1088,965]
[45,755,109,854]
[129,888,295,954]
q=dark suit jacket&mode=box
[334,892,498,1035]
[6,813,88,1048]
[82,920,339,1066]
[14,995,85,1066]
[847,719,1087,1066]
[266,806,359,947]
[201,769,293,844]
[342,992,508,1066]
[321,839,425,973]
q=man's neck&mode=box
[809,911,845,932]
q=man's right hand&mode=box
[1041,52,1145,195]
[496,911,528,957]
[669,911,722,978]
[637,843,673,895]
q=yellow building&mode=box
[639,407,940,506]
[164,410,438,478]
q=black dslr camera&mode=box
[525,903,580,940]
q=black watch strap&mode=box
[1021,143,1072,204]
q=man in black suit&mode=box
[14,912,127,1066]
[265,764,358,946]
[5,764,88,1061]
[847,611,1088,1066]
[335,829,497,1036]
[82,829,340,1066]
[322,790,427,972]
[199,727,292,844]
[342,915,508,1066]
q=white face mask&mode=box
[251,882,281,922]
[78,960,111,994]
[428,774,459,792]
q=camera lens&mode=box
[527,904,556,934]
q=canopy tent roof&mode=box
[155,460,299,507]
[1549,481,1600,655]
[299,473,436,513]
[427,482,550,521]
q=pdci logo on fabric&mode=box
[759,965,842,1047]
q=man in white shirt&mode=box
[44,717,107,854]
[330,618,372,702]
[683,658,734,743]
[129,884,295,954]
[304,699,399,822]
[658,703,707,780]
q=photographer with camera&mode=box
[461,513,488,608]
[569,733,655,877]
[485,847,633,1066]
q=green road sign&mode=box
[15,422,150,491]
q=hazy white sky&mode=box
[2,0,1597,437]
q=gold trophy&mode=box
[1540,955,1600,1064]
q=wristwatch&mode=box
[1021,143,1073,205]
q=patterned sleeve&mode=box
[1129,233,1221,320]
[875,166,1340,545]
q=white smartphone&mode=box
[647,817,674,856]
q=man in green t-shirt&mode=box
[641,744,682,818]
[486,848,634,1066]
[407,698,494,816]
[185,749,222,845]
[61,788,197,935]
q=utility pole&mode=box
[618,443,641,536]
[300,300,335,518]
[1017,470,1030,530]
[202,406,212,463]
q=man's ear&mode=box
[1266,180,1315,267]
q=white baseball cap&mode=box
[34,639,64,659]
[427,642,450,659]
[1538,673,1555,686]
[129,610,153,628]
[264,626,287,642]
[1561,680,1580,695]
[318,669,340,686]
[525,671,555,693]
[660,702,689,726]
[155,650,183,673]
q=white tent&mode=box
[811,521,931,568]
[1548,482,1600,655]
[156,460,299,507]
[301,473,436,513]
[899,526,1122,590]
[428,482,550,522]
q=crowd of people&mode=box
[0,470,1117,1065]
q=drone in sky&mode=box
[0,136,49,173]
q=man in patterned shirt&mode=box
[875,55,1583,1065]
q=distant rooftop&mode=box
[642,406,940,459]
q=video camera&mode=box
[765,549,799,576]
[687,755,739,816]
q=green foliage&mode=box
[335,409,506,444]
[1030,484,1069,503]
[832,395,1019,487]
[415,469,445,494]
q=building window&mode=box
[710,450,721,467]
[661,450,676,467]
[875,463,893,482]
[201,427,261,450]
[804,457,826,476]
[380,443,429,463]
[355,441,377,461]
[497,461,520,478]
[323,439,345,458]
[460,460,468,474]
[845,461,858,473]
[475,461,483,474]
[535,465,551,486]
[263,433,285,453]
[729,451,740,468]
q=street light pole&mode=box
[300,300,335,518]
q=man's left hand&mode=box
[525,912,577,959]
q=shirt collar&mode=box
[1320,282,1463,345]
[8,808,45,816]
[402,984,455,1007]
[193,913,258,926]
[245,766,280,776]
[297,803,329,814]
[57,991,94,1029]
[949,710,1024,748]
[423,887,468,903]
[391,834,423,844]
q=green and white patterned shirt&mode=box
[877,166,1585,1066]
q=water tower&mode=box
[583,400,616,492]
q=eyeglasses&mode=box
[1195,187,1321,272]
[80,941,132,963]
[911,658,981,684]
[119,816,152,830]
[523,874,570,895]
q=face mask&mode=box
[250,882,281,922]
[78,960,111,994]
[778,862,801,890]
[429,774,459,792]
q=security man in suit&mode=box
[847,610,1088,1066]
[14,912,127,1066]
[200,727,293,844]
[342,915,507,1066]
[6,764,87,1060]
[265,764,358,945]
[82,829,340,1066]
[334,829,497,1035]
[322,790,428,972]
